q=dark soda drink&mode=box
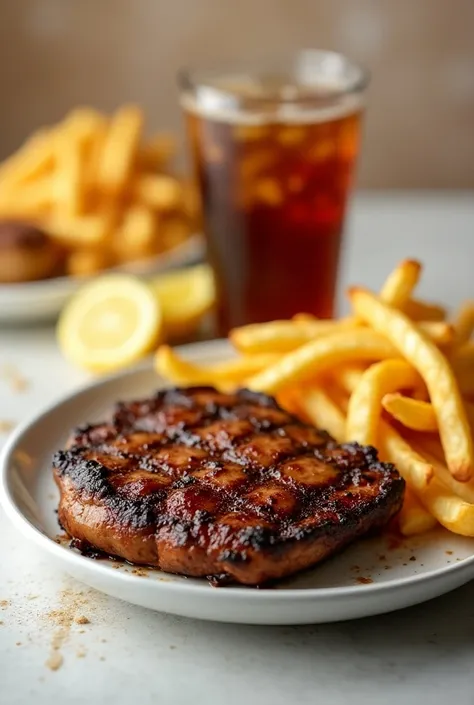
[180,52,368,334]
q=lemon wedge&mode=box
[57,274,162,373]
[151,264,215,339]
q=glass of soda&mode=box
[179,50,369,335]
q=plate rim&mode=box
[1,338,474,603]
[0,233,204,295]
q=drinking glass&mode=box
[180,50,369,334]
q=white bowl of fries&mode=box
[155,259,474,540]
[0,105,204,322]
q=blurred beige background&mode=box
[0,0,473,189]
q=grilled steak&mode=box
[53,387,404,585]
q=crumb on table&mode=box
[1,364,29,393]
[74,616,90,625]
[0,420,15,433]
[45,653,63,671]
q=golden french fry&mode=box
[116,205,156,259]
[417,322,454,347]
[83,121,108,192]
[155,346,281,387]
[381,393,438,432]
[53,127,83,216]
[137,133,177,171]
[321,320,452,348]
[350,288,473,482]
[66,248,111,277]
[230,319,355,354]
[415,476,474,536]
[334,364,366,394]
[412,440,474,504]
[380,422,433,489]
[299,386,346,443]
[379,259,422,308]
[398,488,438,536]
[331,321,450,347]
[396,397,474,437]
[0,176,53,216]
[246,329,399,395]
[0,129,55,187]
[64,107,106,140]
[453,301,474,346]
[345,360,423,446]
[451,343,474,395]
[304,260,422,331]
[97,105,143,195]
[55,109,107,212]
[48,210,113,246]
[134,174,182,210]
[403,298,446,322]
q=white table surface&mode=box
[1,192,474,705]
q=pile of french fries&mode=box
[0,106,198,277]
[155,259,474,538]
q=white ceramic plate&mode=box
[0,234,204,324]
[1,339,474,625]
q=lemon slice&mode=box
[57,274,162,373]
[151,264,215,339]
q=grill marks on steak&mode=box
[53,387,405,585]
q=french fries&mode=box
[345,360,423,446]
[403,298,446,322]
[53,127,84,216]
[298,386,346,443]
[96,105,143,195]
[381,394,438,432]
[230,319,453,354]
[380,421,434,489]
[398,489,438,536]
[115,205,156,260]
[0,176,53,216]
[155,258,474,537]
[247,329,399,394]
[379,258,421,308]
[0,106,197,280]
[0,129,55,187]
[419,476,474,536]
[230,319,355,354]
[155,346,281,387]
[412,441,474,504]
[453,301,474,346]
[134,174,182,211]
[350,288,474,482]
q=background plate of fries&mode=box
[3,329,474,624]
[0,105,204,322]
